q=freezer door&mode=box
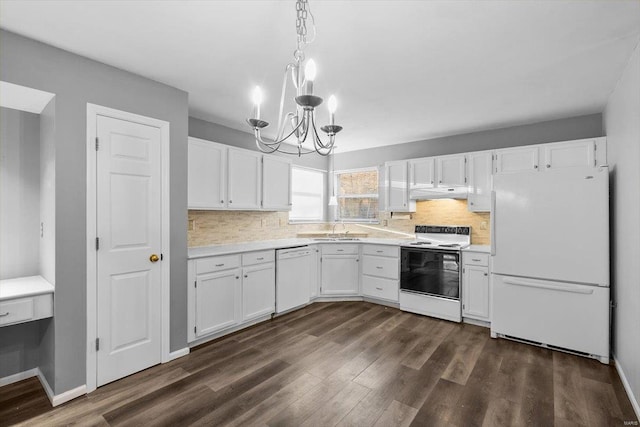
[492,166,609,286]
[492,274,609,359]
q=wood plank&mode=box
[552,351,590,426]
[373,400,419,427]
[299,380,371,427]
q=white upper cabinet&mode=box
[408,157,435,189]
[188,138,226,209]
[385,160,415,212]
[227,148,262,210]
[467,151,493,212]
[262,156,292,210]
[542,139,596,170]
[436,154,467,188]
[495,146,540,174]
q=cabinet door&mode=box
[309,246,320,299]
[436,154,466,187]
[188,138,226,209]
[385,161,411,211]
[320,255,359,295]
[543,139,595,170]
[262,155,292,210]
[242,263,275,321]
[462,265,490,320]
[195,269,241,337]
[227,148,262,209]
[495,146,539,174]
[409,157,435,189]
[467,151,493,212]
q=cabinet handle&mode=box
[534,165,538,169]
[356,258,359,262]
[376,266,383,269]
[375,287,383,291]
[337,249,344,252]
[0,312,9,317]
[235,276,239,279]
[244,274,248,278]
[546,164,551,168]
[220,200,224,203]
[470,202,474,205]
[484,273,488,276]
[257,257,264,260]
[439,180,442,183]
[472,258,481,262]
[215,263,225,267]
[376,250,383,253]
[229,200,233,203]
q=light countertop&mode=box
[188,238,413,259]
[463,245,491,253]
[0,275,55,301]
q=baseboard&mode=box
[462,317,491,328]
[614,356,640,420]
[35,368,86,407]
[0,367,39,387]
[167,347,190,362]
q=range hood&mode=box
[410,187,468,200]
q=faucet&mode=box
[332,221,347,237]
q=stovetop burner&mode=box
[409,242,433,246]
[404,224,471,250]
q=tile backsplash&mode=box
[188,199,490,247]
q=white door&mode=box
[542,139,595,170]
[227,148,262,209]
[321,255,359,295]
[436,154,466,188]
[196,269,241,337]
[409,157,435,189]
[188,137,226,209]
[242,263,275,321]
[385,161,409,211]
[96,116,162,387]
[262,156,292,210]
[462,265,489,320]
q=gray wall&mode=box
[0,107,41,280]
[334,114,603,169]
[604,42,640,414]
[189,117,328,171]
[0,322,42,377]
[0,30,189,394]
[39,99,56,284]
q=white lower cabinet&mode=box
[462,251,490,322]
[320,244,359,295]
[195,268,241,338]
[189,250,275,342]
[361,244,399,302]
[242,262,275,321]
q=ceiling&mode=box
[1,1,639,153]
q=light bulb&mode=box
[305,59,317,81]
[328,95,337,114]
[252,86,263,105]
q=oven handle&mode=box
[490,190,496,256]
[503,278,594,294]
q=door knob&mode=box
[149,254,160,263]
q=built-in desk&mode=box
[0,276,54,327]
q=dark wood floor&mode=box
[1,302,637,426]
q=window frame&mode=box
[334,166,380,224]
[288,165,326,223]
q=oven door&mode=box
[400,248,461,300]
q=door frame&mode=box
[85,104,171,393]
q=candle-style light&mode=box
[252,86,262,120]
[304,59,316,95]
[328,95,337,126]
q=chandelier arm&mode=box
[310,112,334,150]
[276,64,297,141]
[256,116,306,147]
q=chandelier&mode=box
[246,0,342,156]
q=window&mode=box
[290,166,325,222]
[335,167,379,222]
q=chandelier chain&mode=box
[294,0,315,62]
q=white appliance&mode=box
[399,226,471,322]
[491,165,610,363]
[276,246,312,314]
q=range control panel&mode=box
[414,225,470,235]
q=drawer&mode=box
[321,244,359,255]
[196,254,241,274]
[362,244,399,258]
[0,294,53,327]
[362,255,399,280]
[362,276,398,302]
[464,252,489,267]
[242,250,275,266]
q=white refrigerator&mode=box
[491,165,610,363]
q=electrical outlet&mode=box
[383,219,388,227]
[188,219,195,231]
[480,221,487,230]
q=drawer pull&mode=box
[0,312,9,317]
[256,257,264,260]
[337,249,344,252]
[375,287,383,291]
[376,266,383,269]
[376,250,383,253]
[472,258,482,262]
[215,263,225,267]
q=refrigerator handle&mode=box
[490,190,496,256]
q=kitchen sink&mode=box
[312,237,360,241]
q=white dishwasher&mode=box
[276,246,312,314]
